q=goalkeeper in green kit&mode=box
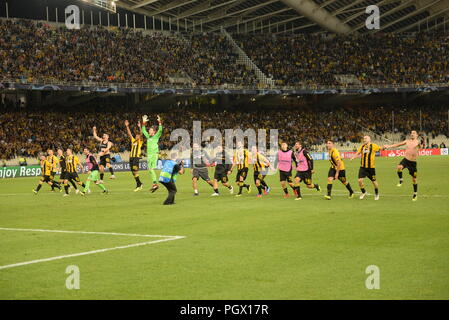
[141,114,163,192]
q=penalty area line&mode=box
[0,227,186,270]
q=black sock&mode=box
[295,186,301,198]
[100,173,104,180]
[51,184,55,190]
[261,180,268,188]
[257,186,262,195]
[374,188,379,195]
[397,170,403,181]
[327,183,332,196]
[314,183,319,191]
[361,188,366,194]
[413,183,417,193]
[245,184,250,190]
[345,183,354,194]
[70,180,77,189]
[238,186,243,194]
[214,188,219,193]
[283,188,288,195]
[81,183,86,188]
[36,184,42,192]
[135,176,142,187]
[54,182,61,190]
[64,184,69,195]
[109,167,114,175]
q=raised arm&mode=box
[154,115,163,139]
[124,120,134,140]
[92,126,103,142]
[384,140,406,149]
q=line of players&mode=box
[33,113,421,202]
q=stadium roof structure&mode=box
[117,0,449,34]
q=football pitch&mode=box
[0,156,448,300]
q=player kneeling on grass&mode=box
[159,152,185,205]
[125,120,144,192]
[292,141,320,200]
[33,154,61,194]
[210,145,233,196]
[63,148,86,197]
[325,140,354,200]
[80,148,108,195]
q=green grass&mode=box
[0,156,448,300]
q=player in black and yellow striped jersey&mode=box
[57,149,77,191]
[47,149,61,191]
[125,120,144,191]
[251,146,271,197]
[63,148,85,196]
[230,141,251,196]
[33,154,61,194]
[325,140,354,200]
[350,135,384,200]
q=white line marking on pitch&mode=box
[0,227,185,270]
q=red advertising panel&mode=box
[380,149,441,157]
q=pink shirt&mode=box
[278,150,293,172]
[295,149,309,172]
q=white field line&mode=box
[0,227,185,270]
[0,191,447,198]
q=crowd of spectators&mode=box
[0,19,255,86]
[1,101,447,160]
[1,19,448,88]
[234,32,449,86]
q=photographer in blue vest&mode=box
[159,151,185,205]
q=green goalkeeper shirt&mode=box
[142,125,163,154]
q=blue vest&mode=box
[159,160,178,183]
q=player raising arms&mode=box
[125,120,144,192]
[191,143,215,196]
[384,130,420,201]
[351,136,384,200]
[231,141,251,197]
[251,146,271,198]
[47,149,61,192]
[33,154,61,194]
[325,140,354,200]
[292,141,320,200]
[80,148,108,195]
[210,145,234,196]
[63,148,85,196]
[141,115,163,193]
[277,142,296,198]
[92,126,115,182]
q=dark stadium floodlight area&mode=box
[115,0,449,33]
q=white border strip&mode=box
[0,227,185,270]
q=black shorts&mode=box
[214,170,229,184]
[192,167,210,181]
[399,158,417,177]
[328,168,347,183]
[100,154,111,167]
[236,168,248,182]
[41,175,51,183]
[50,171,56,179]
[66,172,81,183]
[279,170,293,183]
[130,157,140,171]
[253,171,266,184]
[295,171,312,185]
[60,171,68,180]
[358,167,376,181]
